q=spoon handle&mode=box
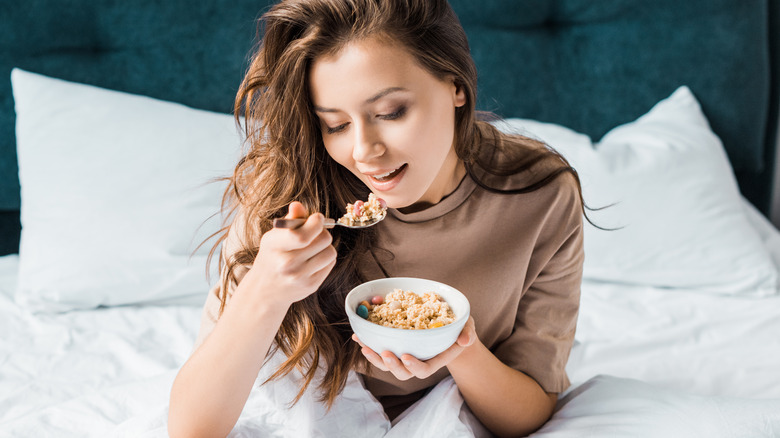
[273,218,337,229]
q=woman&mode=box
[169,0,584,436]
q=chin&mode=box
[371,195,406,210]
[365,180,430,210]
[385,194,430,211]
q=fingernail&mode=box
[402,359,411,367]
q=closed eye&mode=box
[378,106,406,121]
[323,106,406,134]
[326,123,349,134]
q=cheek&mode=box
[323,138,353,168]
[402,110,454,158]
[389,114,438,153]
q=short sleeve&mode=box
[491,182,584,393]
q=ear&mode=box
[452,80,467,108]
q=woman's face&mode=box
[309,37,466,210]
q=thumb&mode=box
[457,317,476,347]
[286,201,308,219]
[456,331,473,347]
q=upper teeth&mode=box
[374,168,398,179]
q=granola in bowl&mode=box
[362,289,455,330]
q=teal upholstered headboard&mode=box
[1,0,778,255]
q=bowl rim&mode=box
[344,277,470,334]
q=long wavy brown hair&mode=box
[208,0,586,408]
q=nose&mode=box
[352,120,385,162]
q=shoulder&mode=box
[539,170,583,218]
[470,132,583,216]
[466,152,583,259]
[473,130,578,191]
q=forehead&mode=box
[308,37,434,106]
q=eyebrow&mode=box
[313,87,406,113]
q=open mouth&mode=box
[370,164,407,183]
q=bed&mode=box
[1,0,779,437]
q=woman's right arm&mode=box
[168,203,337,438]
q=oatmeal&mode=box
[361,289,455,330]
[338,193,387,226]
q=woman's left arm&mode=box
[446,337,557,437]
[354,323,556,437]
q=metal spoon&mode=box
[273,212,386,229]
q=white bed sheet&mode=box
[0,261,202,437]
[0,199,779,437]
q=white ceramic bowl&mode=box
[345,277,470,360]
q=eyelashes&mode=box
[324,106,407,135]
[326,124,348,135]
[378,106,406,121]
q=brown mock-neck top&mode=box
[195,161,584,420]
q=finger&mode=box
[282,213,326,250]
[456,317,476,347]
[404,320,478,378]
[352,337,413,379]
[269,230,332,282]
[303,250,337,288]
[287,224,333,261]
[351,334,364,346]
[286,201,308,219]
[400,345,460,380]
[379,352,413,381]
[306,221,334,251]
[424,341,466,370]
[307,244,337,273]
[360,346,389,372]
[398,354,435,379]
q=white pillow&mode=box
[496,86,778,295]
[12,69,241,312]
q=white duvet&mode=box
[1,200,780,438]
